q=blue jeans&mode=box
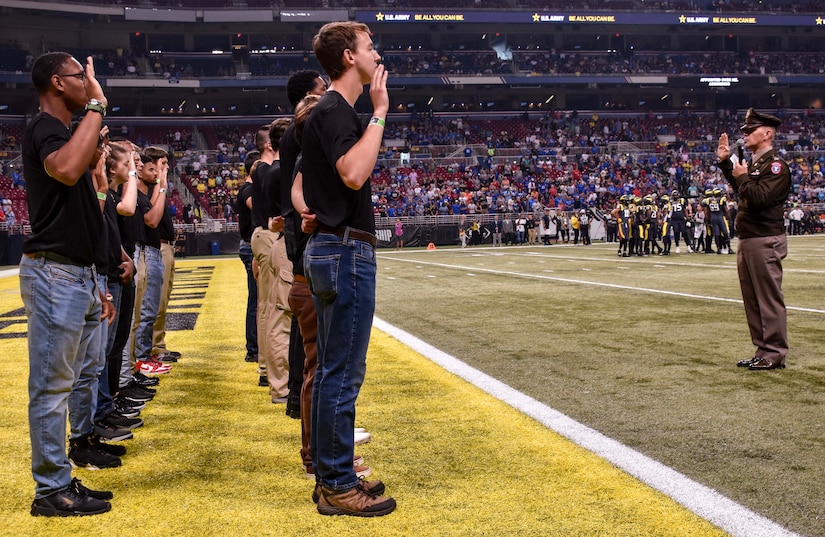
[95,279,122,422]
[239,240,258,357]
[134,245,164,362]
[19,255,102,498]
[305,232,376,491]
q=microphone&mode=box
[736,139,745,162]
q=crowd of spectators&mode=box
[3,110,825,231]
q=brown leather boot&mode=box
[317,482,396,517]
[312,479,385,504]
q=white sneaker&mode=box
[354,431,372,446]
[676,246,681,253]
[354,427,367,434]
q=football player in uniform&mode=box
[612,195,631,257]
[668,189,692,253]
[645,195,663,256]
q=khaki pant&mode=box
[737,234,788,362]
[252,228,293,400]
[152,241,175,354]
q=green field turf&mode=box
[0,236,821,536]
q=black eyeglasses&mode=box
[58,71,86,83]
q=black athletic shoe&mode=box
[71,477,113,500]
[132,371,160,387]
[105,413,144,430]
[113,397,143,416]
[94,418,134,442]
[31,483,111,517]
[126,380,157,395]
[117,386,154,402]
[69,435,122,469]
[90,434,127,457]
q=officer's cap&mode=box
[740,108,781,131]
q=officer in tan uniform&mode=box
[717,109,791,370]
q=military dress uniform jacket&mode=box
[719,148,790,239]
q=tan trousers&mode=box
[252,228,293,400]
[737,234,788,363]
[152,241,175,354]
[128,246,147,370]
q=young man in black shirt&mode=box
[300,21,395,517]
[152,175,180,362]
[129,148,171,377]
[250,123,293,400]
[236,149,260,364]
[21,52,113,516]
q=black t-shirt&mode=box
[22,112,103,266]
[263,160,283,218]
[98,191,123,281]
[137,190,160,249]
[157,199,175,242]
[280,123,300,218]
[116,185,136,257]
[302,91,374,233]
[236,181,254,242]
[251,161,270,229]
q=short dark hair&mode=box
[31,52,73,94]
[286,70,322,108]
[312,22,371,81]
[244,150,261,172]
[255,124,270,153]
[143,146,168,162]
[268,118,291,152]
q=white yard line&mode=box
[374,317,802,537]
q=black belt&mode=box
[317,225,377,247]
[25,251,85,267]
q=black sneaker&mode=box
[94,418,134,442]
[132,371,160,387]
[31,483,111,517]
[245,353,258,363]
[258,375,268,387]
[113,396,144,415]
[117,386,153,402]
[110,402,140,418]
[69,435,122,469]
[105,413,144,430]
[153,352,178,363]
[126,381,157,395]
[90,434,127,457]
[71,477,113,500]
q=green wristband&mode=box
[369,116,385,128]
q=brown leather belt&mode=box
[317,225,377,247]
[293,274,308,284]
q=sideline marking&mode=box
[378,256,825,315]
[373,317,801,537]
